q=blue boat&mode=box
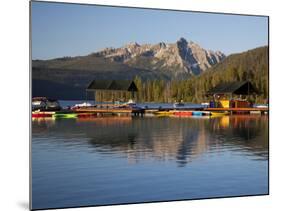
[192,111,203,116]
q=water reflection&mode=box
[32,115,268,166]
[209,116,268,160]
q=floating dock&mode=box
[204,107,268,114]
[32,106,268,119]
[71,107,145,116]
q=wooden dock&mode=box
[73,107,268,116]
[33,103,269,119]
[204,107,269,114]
[73,107,145,116]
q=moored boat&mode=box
[154,111,174,116]
[32,111,55,118]
[32,97,47,111]
[173,102,185,108]
[125,99,137,106]
[32,97,61,111]
[211,111,229,116]
[255,104,268,108]
[192,111,204,116]
[201,102,210,107]
[71,102,92,109]
[53,113,77,119]
[173,111,193,117]
[116,99,137,108]
[191,111,211,116]
[76,113,97,118]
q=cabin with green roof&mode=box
[86,80,138,102]
[206,81,258,108]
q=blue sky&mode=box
[31,1,268,60]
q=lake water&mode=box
[32,115,268,210]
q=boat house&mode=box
[206,81,258,108]
[86,80,138,102]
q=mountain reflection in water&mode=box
[33,115,268,166]
[32,115,268,209]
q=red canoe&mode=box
[173,111,193,117]
[76,113,97,118]
[32,112,54,118]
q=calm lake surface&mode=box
[32,115,268,209]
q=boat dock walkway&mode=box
[32,106,269,119]
[73,107,145,116]
[73,106,268,116]
[204,107,269,114]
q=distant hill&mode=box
[161,46,269,102]
[192,46,268,100]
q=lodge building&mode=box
[86,80,138,103]
[206,81,258,108]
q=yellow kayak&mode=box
[154,111,174,116]
[211,111,229,116]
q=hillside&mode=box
[189,46,269,101]
[132,46,269,103]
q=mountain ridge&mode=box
[33,37,225,79]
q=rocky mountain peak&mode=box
[125,42,140,49]
[37,37,225,79]
[158,42,167,49]
[93,37,225,77]
[177,37,188,45]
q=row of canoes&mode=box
[32,110,229,119]
[154,110,229,117]
[32,111,97,119]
